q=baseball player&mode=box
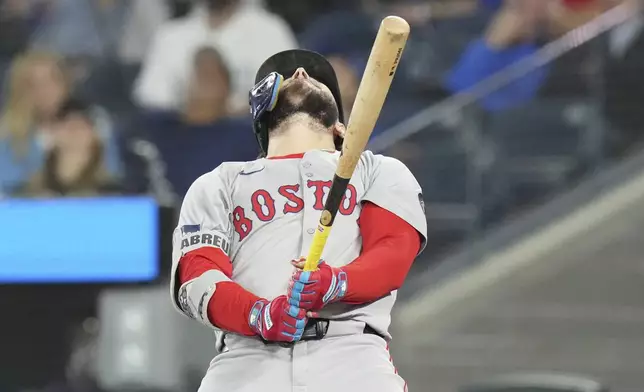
[170,49,427,392]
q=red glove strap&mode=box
[249,296,307,342]
[287,262,347,311]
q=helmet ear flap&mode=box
[267,73,283,112]
[249,72,284,157]
[249,72,284,120]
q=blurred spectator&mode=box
[446,0,644,154]
[403,0,491,89]
[133,0,297,114]
[547,0,605,34]
[140,46,258,197]
[183,46,233,124]
[119,0,172,64]
[445,0,553,111]
[16,98,122,198]
[0,52,122,196]
[0,51,69,195]
[31,0,126,59]
[30,0,169,62]
[445,0,632,111]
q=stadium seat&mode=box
[487,99,597,207]
[141,112,259,197]
[488,99,593,158]
[298,10,375,57]
[374,93,443,136]
[460,373,609,392]
[395,8,494,95]
[79,59,140,115]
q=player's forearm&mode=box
[207,281,260,336]
[340,202,421,304]
[341,230,419,304]
[178,248,259,336]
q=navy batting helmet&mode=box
[250,49,345,156]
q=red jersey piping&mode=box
[267,153,305,160]
[266,150,336,160]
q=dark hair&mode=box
[193,46,232,90]
[54,97,94,124]
[43,142,104,194]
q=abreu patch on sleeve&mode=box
[180,229,231,255]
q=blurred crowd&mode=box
[1,0,642,199]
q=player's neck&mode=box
[266,124,335,158]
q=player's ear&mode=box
[332,121,346,139]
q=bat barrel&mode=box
[303,16,410,272]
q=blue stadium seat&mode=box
[422,148,470,204]
[78,60,140,115]
[298,10,375,56]
[141,112,259,197]
[374,94,442,137]
[487,99,596,206]
[399,12,493,92]
[488,99,592,157]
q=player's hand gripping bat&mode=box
[303,16,411,272]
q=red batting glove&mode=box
[287,259,348,313]
[248,295,307,343]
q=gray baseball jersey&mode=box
[169,149,426,390]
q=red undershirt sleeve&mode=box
[177,247,259,336]
[341,201,422,304]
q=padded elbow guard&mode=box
[173,269,231,329]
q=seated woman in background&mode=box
[0,51,122,197]
[16,98,122,197]
[141,45,258,197]
[181,45,234,125]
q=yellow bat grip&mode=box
[303,224,332,271]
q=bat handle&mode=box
[303,224,332,271]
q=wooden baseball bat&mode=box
[303,16,410,272]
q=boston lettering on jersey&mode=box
[233,180,358,241]
[181,232,231,254]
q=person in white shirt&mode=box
[133,0,297,114]
[118,0,171,64]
